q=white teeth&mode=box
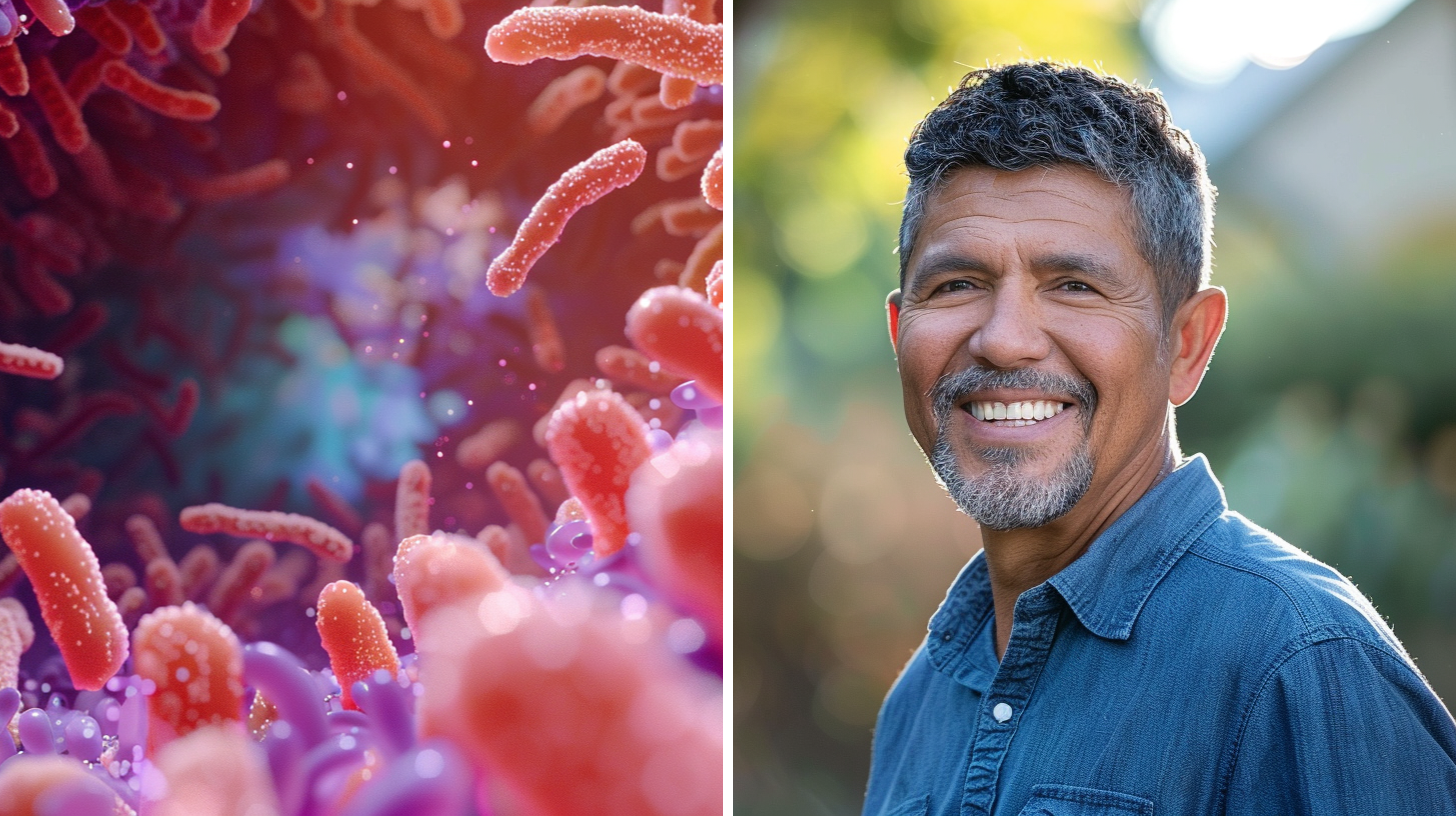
[968,399,1070,424]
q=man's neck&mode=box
[981,434,1178,660]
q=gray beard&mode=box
[927,367,1097,531]
[930,431,1094,530]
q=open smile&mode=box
[963,399,1071,427]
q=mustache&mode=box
[930,366,1098,424]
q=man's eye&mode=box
[936,279,975,294]
[1059,281,1092,293]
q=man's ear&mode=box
[1169,286,1227,407]
[887,289,902,354]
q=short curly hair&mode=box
[900,62,1216,322]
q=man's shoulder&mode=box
[1173,509,1408,659]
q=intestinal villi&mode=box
[0,0,724,812]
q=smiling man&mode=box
[864,63,1456,816]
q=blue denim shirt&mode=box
[863,455,1456,816]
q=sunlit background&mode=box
[733,0,1456,812]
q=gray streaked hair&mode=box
[899,62,1216,323]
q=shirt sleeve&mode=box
[1224,634,1456,815]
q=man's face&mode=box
[892,165,1170,530]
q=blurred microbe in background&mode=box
[0,0,724,812]
[735,0,1456,812]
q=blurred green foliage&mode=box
[734,2,1456,814]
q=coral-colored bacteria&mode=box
[126,513,170,564]
[315,580,400,710]
[486,460,550,548]
[486,139,647,297]
[132,602,245,747]
[706,259,724,308]
[394,459,433,541]
[629,428,724,639]
[455,418,522,471]
[418,584,723,816]
[526,64,607,137]
[178,158,291,203]
[0,597,34,689]
[3,117,58,199]
[525,287,566,373]
[24,0,75,37]
[145,725,281,816]
[145,558,187,608]
[100,60,222,121]
[192,0,251,54]
[595,344,682,394]
[180,503,354,561]
[0,341,63,379]
[544,389,653,556]
[701,147,724,210]
[107,1,168,55]
[625,285,724,402]
[486,6,723,86]
[0,490,128,691]
[206,539,274,626]
[27,54,89,155]
[74,6,132,55]
[0,44,28,96]
[393,532,510,638]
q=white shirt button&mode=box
[993,702,1013,723]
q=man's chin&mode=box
[931,439,1095,531]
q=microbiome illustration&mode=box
[0,0,724,811]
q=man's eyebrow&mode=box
[907,252,992,290]
[907,250,1121,290]
[1031,252,1119,283]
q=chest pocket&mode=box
[1015,784,1153,816]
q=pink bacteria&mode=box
[544,390,654,557]
[132,602,245,747]
[0,489,128,691]
[486,139,649,297]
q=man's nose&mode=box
[966,285,1050,368]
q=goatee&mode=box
[927,367,1097,531]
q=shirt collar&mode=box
[927,454,1227,679]
[1048,453,1226,640]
